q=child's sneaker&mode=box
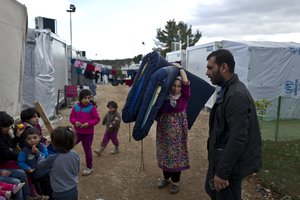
[12,182,26,194]
[5,191,12,199]
[82,168,93,176]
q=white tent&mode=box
[223,41,300,119]
[187,40,300,119]
[0,0,27,116]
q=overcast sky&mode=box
[17,0,300,59]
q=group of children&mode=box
[0,110,48,200]
[0,88,121,200]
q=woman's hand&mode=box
[172,63,183,69]
[172,63,188,84]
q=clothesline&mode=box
[71,58,105,72]
[71,58,138,76]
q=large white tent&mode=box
[0,0,27,116]
[186,40,300,119]
[223,41,300,119]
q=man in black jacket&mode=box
[205,49,262,200]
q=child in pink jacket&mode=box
[70,89,100,176]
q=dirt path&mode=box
[54,85,274,200]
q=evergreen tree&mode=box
[154,19,201,57]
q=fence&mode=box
[259,96,300,141]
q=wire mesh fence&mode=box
[258,96,300,141]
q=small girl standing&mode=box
[69,89,100,176]
[94,101,121,156]
[38,126,80,200]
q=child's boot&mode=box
[94,146,105,156]
[110,145,119,154]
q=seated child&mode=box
[17,127,51,199]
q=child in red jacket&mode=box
[69,89,100,176]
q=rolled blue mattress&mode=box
[132,66,179,141]
[122,51,170,123]
[132,68,215,141]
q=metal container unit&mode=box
[186,42,221,108]
[23,29,68,118]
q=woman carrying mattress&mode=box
[156,63,190,194]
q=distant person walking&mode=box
[204,49,262,200]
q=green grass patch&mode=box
[259,140,300,199]
[259,119,300,141]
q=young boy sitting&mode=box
[17,127,52,199]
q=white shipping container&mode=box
[186,42,222,108]
[166,50,186,68]
[23,29,68,117]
